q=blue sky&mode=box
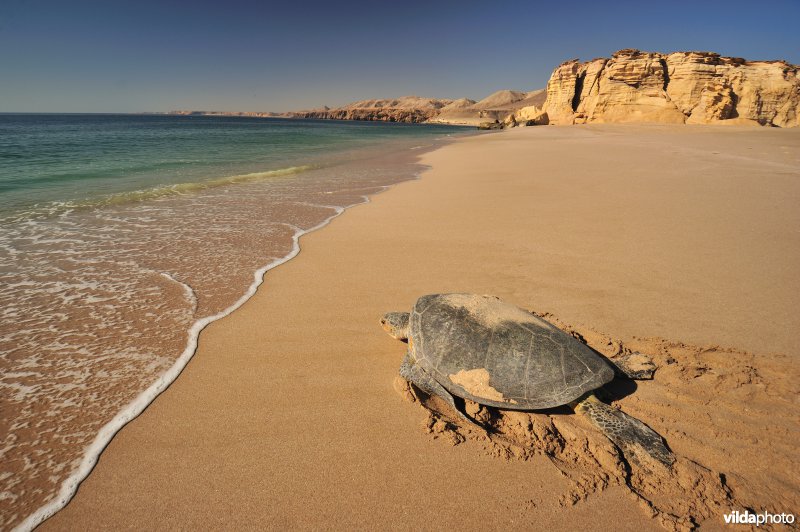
[2,0,798,112]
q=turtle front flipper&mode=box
[399,352,475,426]
[575,394,674,467]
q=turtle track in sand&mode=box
[394,312,799,531]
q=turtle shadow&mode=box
[530,404,574,416]
[599,372,638,402]
[590,349,639,402]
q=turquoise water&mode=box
[0,114,463,216]
[0,114,470,529]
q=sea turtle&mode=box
[381,293,674,467]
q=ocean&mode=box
[0,114,470,529]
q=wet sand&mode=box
[42,125,800,530]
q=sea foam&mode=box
[0,114,462,530]
[14,201,349,532]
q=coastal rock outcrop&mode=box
[290,96,454,123]
[503,105,549,127]
[429,89,547,126]
[291,90,550,126]
[294,108,440,123]
[542,49,800,127]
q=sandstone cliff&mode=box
[542,49,799,127]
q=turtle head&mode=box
[380,312,410,341]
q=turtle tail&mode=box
[575,394,674,468]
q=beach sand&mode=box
[42,125,799,530]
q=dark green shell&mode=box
[409,294,614,410]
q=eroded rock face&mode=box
[294,107,441,123]
[543,49,799,127]
[543,60,582,125]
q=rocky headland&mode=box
[538,49,799,127]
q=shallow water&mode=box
[0,114,470,528]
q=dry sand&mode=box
[43,125,799,530]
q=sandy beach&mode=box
[41,125,799,530]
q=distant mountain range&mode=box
[167,89,547,126]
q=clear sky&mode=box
[2,0,798,113]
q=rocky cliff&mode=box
[542,49,799,127]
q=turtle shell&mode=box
[408,294,614,410]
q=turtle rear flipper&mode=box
[576,394,674,467]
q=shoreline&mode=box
[17,205,345,531]
[13,134,456,531]
[2,119,467,531]
[39,125,799,529]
